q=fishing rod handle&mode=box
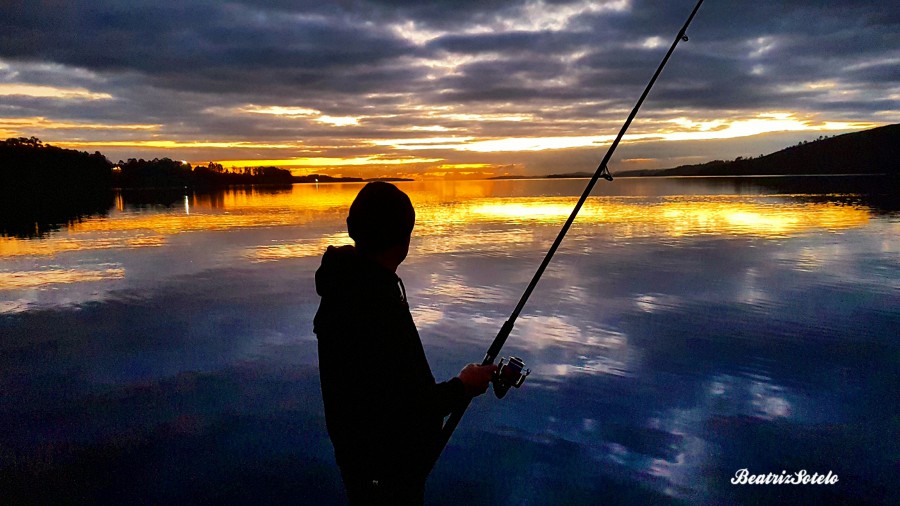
[428,319,513,472]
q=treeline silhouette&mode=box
[1,136,113,189]
[0,137,114,237]
[115,159,294,188]
[0,138,296,238]
[1,137,298,191]
[619,123,900,177]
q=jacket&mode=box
[313,245,466,482]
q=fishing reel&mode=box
[492,356,531,399]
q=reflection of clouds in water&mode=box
[246,227,539,264]
[705,373,792,421]
[781,244,838,272]
[634,293,684,313]
[0,299,30,313]
[738,267,772,306]
[774,231,900,293]
[0,234,166,257]
[510,315,583,348]
[0,266,128,313]
[749,380,792,420]
[415,228,536,256]
[579,355,632,377]
[1,264,322,388]
[569,373,794,502]
[512,315,636,378]
[419,271,511,305]
[539,354,632,378]
[246,227,538,265]
[257,330,304,347]
[247,233,351,262]
[586,407,711,503]
[626,374,792,499]
[644,409,710,503]
[0,267,125,289]
[409,305,444,328]
[554,284,589,304]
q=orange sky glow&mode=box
[37,113,877,179]
[25,108,877,179]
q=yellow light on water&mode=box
[0,185,873,261]
[0,268,125,289]
[468,202,580,220]
[433,196,870,239]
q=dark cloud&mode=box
[1,1,417,92]
[0,0,897,174]
[428,30,587,56]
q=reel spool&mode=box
[492,356,531,399]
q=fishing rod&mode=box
[429,0,706,470]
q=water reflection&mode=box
[0,187,114,239]
[247,196,871,263]
[249,234,352,263]
[0,234,166,257]
[462,196,869,237]
[0,267,125,290]
[0,181,876,261]
[1,177,897,505]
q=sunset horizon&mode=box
[38,116,883,180]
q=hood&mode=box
[315,244,400,300]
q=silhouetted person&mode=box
[314,182,496,505]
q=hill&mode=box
[617,123,900,177]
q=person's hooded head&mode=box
[346,182,416,259]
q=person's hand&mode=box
[457,363,498,397]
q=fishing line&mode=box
[429,0,706,471]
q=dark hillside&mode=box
[619,124,900,176]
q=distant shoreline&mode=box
[491,172,896,181]
[3,123,897,189]
[494,124,899,180]
[293,174,414,184]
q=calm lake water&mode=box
[1,177,898,505]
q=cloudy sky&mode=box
[1,0,897,178]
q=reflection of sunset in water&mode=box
[0,268,125,289]
[250,234,352,263]
[0,185,360,257]
[247,194,870,261]
[0,182,875,261]
[458,196,869,238]
[0,235,166,257]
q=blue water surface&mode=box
[1,177,897,505]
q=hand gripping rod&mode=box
[429,0,705,472]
